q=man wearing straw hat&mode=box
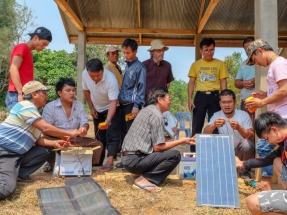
[142,39,174,106]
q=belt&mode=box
[122,151,144,156]
[8,91,18,93]
[197,90,219,95]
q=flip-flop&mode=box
[17,177,33,183]
[132,184,162,193]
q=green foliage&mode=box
[168,79,189,114]
[33,49,77,100]
[223,51,243,108]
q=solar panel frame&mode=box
[196,134,240,208]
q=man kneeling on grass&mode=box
[0,81,81,200]
[235,112,287,215]
[121,87,196,193]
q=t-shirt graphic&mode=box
[199,71,216,82]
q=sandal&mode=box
[43,163,53,172]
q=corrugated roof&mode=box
[56,0,287,47]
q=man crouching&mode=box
[121,87,195,193]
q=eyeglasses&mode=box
[202,49,214,54]
[220,100,234,105]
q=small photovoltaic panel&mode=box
[196,134,240,208]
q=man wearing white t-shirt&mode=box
[82,58,120,171]
[204,89,255,177]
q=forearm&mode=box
[153,139,186,152]
[220,79,227,91]
[188,79,195,100]
[237,126,254,141]
[36,138,56,148]
[83,90,94,109]
[203,124,216,134]
[106,100,117,121]
[261,90,287,106]
[234,80,243,89]
[10,65,22,93]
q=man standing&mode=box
[104,45,123,89]
[5,27,52,111]
[245,39,287,186]
[204,89,255,178]
[118,38,146,131]
[83,58,120,171]
[0,81,80,200]
[122,87,196,192]
[188,38,229,152]
[142,39,174,106]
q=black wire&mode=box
[72,146,86,178]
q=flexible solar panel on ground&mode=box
[196,134,240,208]
[37,177,120,215]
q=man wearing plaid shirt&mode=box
[121,87,196,193]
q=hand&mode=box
[172,127,178,136]
[131,107,139,118]
[79,127,87,137]
[55,140,71,149]
[242,79,254,89]
[228,119,240,130]
[69,129,81,137]
[213,118,226,128]
[245,97,264,108]
[252,90,267,99]
[98,122,109,130]
[188,99,195,112]
[182,135,196,145]
[89,107,98,119]
[18,93,23,102]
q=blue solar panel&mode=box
[196,134,240,208]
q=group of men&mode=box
[1,26,287,214]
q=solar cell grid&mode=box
[196,134,240,208]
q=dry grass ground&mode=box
[0,119,282,215]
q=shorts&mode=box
[258,190,287,213]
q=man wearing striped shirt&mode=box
[0,81,81,200]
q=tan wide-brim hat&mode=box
[106,45,121,53]
[147,39,169,52]
[23,81,50,95]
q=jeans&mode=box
[256,138,276,177]
[5,92,18,111]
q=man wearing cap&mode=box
[5,27,52,111]
[244,39,287,189]
[142,39,174,106]
[104,45,123,89]
[0,81,81,200]
[188,37,229,152]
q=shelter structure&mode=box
[55,0,286,181]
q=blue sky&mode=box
[17,0,244,82]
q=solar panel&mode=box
[196,134,240,208]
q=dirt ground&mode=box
[0,119,283,215]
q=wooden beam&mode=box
[54,0,84,31]
[86,27,196,35]
[137,0,142,44]
[197,0,205,29]
[197,0,221,34]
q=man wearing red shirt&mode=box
[5,27,52,111]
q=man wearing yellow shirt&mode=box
[188,38,229,152]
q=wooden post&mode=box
[76,30,86,103]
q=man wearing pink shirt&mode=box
[245,39,287,189]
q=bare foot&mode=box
[134,176,162,192]
[256,177,272,191]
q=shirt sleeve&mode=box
[134,66,146,108]
[273,63,287,83]
[12,44,27,58]
[82,70,89,91]
[208,112,217,125]
[241,111,253,130]
[77,102,89,127]
[42,103,54,125]
[150,116,166,146]
[235,66,243,80]
[107,74,119,100]
[188,63,197,78]
[18,105,41,125]
[219,61,229,79]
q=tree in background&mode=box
[168,79,189,114]
[223,51,243,108]
[33,49,77,100]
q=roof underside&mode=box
[56,0,287,47]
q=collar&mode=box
[55,98,76,110]
[125,57,138,66]
[149,57,163,66]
